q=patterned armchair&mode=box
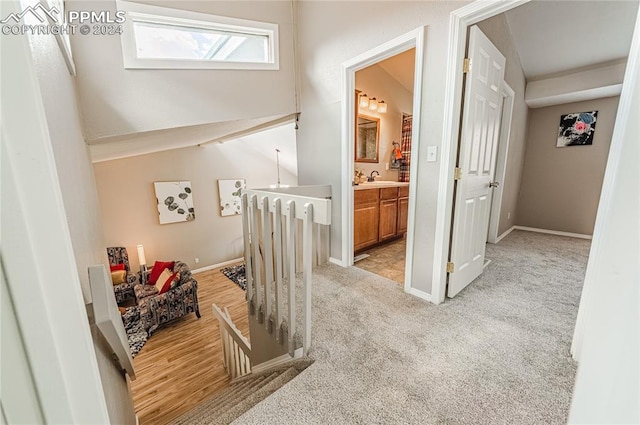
[135,261,201,336]
[106,247,138,304]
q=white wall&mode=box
[296,0,469,295]
[355,62,414,181]
[94,124,298,270]
[68,0,297,141]
[569,16,640,421]
[2,0,135,420]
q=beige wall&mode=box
[295,1,469,295]
[477,14,529,236]
[68,0,297,141]
[355,60,414,181]
[94,125,298,271]
[26,21,136,425]
[516,96,618,235]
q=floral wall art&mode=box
[218,179,246,216]
[556,111,598,147]
[154,181,195,224]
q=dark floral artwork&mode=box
[557,111,598,147]
[154,181,195,224]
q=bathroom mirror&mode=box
[355,114,380,163]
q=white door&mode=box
[448,26,505,298]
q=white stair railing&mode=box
[213,304,252,380]
[241,186,331,359]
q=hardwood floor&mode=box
[130,263,248,425]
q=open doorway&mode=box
[352,50,416,284]
[341,28,425,298]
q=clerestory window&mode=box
[118,1,279,70]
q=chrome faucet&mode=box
[367,171,380,182]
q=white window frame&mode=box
[117,0,279,70]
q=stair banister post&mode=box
[285,200,296,356]
[261,196,274,331]
[273,198,285,342]
[241,193,254,304]
[302,202,314,356]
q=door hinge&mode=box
[463,57,471,74]
[454,167,463,180]
[447,262,455,273]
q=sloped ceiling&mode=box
[504,0,638,79]
[377,48,416,93]
[89,113,295,162]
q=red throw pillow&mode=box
[110,263,125,272]
[155,268,178,294]
[148,261,175,284]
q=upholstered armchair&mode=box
[135,260,201,336]
[106,247,138,304]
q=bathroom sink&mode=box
[360,181,401,186]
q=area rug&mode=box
[221,263,247,291]
[122,306,148,358]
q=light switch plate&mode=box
[427,146,437,162]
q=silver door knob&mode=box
[489,181,500,188]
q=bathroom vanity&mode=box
[353,182,409,252]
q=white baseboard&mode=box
[251,347,304,374]
[495,226,516,243]
[329,257,345,267]
[192,257,244,274]
[513,226,592,240]
[404,286,433,303]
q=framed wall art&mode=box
[557,111,598,147]
[218,179,246,216]
[154,181,195,224]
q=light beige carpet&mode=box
[232,230,589,424]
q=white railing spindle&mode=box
[249,195,263,321]
[273,198,285,341]
[302,203,314,355]
[241,193,254,303]
[286,200,297,357]
[261,196,274,331]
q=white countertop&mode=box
[353,181,410,190]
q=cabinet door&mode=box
[379,199,398,241]
[397,197,409,234]
[354,202,379,251]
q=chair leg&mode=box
[195,308,201,319]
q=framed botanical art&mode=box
[218,179,246,216]
[154,181,195,224]
[557,111,598,147]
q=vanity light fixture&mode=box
[359,94,370,108]
[368,97,378,111]
[377,100,388,113]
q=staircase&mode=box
[169,359,313,425]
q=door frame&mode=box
[487,82,515,244]
[340,27,427,299]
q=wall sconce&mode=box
[359,94,370,108]
[358,93,387,113]
[137,244,147,274]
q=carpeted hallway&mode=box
[234,230,590,424]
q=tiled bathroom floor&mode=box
[354,236,406,284]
